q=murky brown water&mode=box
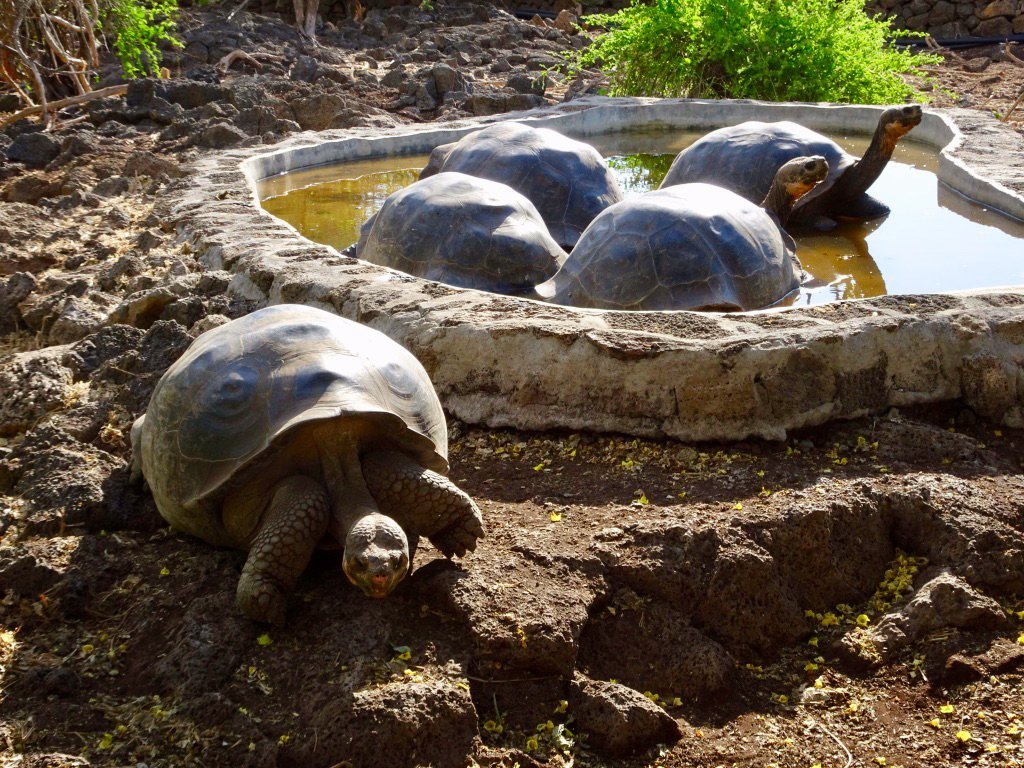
[258,129,1024,307]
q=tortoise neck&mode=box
[761,178,796,228]
[831,120,899,202]
[314,427,380,530]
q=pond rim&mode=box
[168,96,1024,441]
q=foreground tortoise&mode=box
[356,172,566,295]
[535,156,829,311]
[420,122,624,248]
[659,105,923,230]
[131,304,485,626]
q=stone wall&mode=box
[866,0,1024,38]
[205,0,1024,40]
[238,0,631,22]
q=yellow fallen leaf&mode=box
[956,730,972,742]
[550,512,562,522]
[256,633,273,646]
[733,502,743,510]
[940,704,955,715]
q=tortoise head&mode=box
[881,104,923,142]
[760,155,829,228]
[342,513,410,598]
[778,155,829,202]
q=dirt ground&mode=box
[1,3,1023,766]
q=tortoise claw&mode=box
[431,514,484,559]
[237,574,288,627]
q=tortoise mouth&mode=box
[344,564,407,598]
[890,106,923,133]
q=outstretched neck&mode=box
[831,121,900,202]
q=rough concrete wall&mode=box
[866,0,1024,38]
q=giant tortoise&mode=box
[356,171,566,295]
[535,156,829,311]
[659,105,923,230]
[131,304,485,625]
[420,122,624,248]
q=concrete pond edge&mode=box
[168,96,1024,441]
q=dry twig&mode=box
[1003,42,1024,69]
[0,82,126,126]
[225,0,250,22]
[0,0,103,122]
[1002,87,1024,123]
[811,719,854,768]
[215,48,262,74]
[926,34,968,66]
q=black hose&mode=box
[512,7,558,20]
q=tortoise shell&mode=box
[659,121,853,211]
[356,172,565,295]
[535,184,801,312]
[421,122,624,248]
[135,304,447,545]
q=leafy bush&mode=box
[103,0,182,79]
[569,0,939,104]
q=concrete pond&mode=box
[168,96,1024,442]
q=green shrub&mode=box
[569,0,939,104]
[103,0,182,79]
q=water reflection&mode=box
[605,153,676,196]
[794,224,887,304]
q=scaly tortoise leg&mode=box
[361,451,485,559]
[236,475,330,626]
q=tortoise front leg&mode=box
[361,451,484,559]
[236,475,330,626]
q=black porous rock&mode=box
[569,673,683,757]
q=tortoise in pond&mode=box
[420,122,624,248]
[659,105,923,230]
[356,171,566,295]
[535,156,829,311]
[130,304,484,626]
